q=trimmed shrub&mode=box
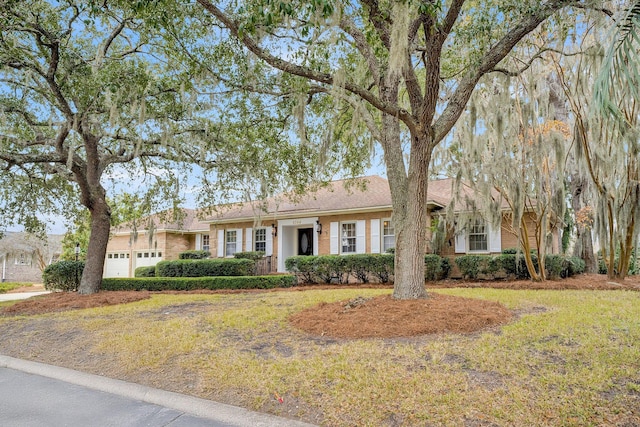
[155,260,184,277]
[424,254,450,281]
[155,258,254,277]
[497,254,535,279]
[544,254,565,279]
[42,261,84,292]
[455,255,502,280]
[287,253,451,284]
[101,275,295,291]
[369,254,394,283]
[179,250,210,259]
[563,256,586,277]
[455,255,484,280]
[502,248,537,255]
[544,255,585,279]
[313,255,347,284]
[440,257,452,279]
[285,256,317,284]
[343,254,371,283]
[234,251,265,261]
[134,266,156,278]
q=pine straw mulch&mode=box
[289,293,512,338]
[2,274,639,338]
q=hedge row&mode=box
[455,253,585,280]
[234,251,266,261]
[135,266,156,277]
[284,254,450,284]
[179,250,211,259]
[155,258,255,277]
[42,260,85,291]
[101,275,294,291]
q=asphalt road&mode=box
[0,356,315,427]
[0,367,231,426]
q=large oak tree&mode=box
[0,0,202,293]
[188,0,603,298]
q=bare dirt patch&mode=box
[289,293,512,338]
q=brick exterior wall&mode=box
[105,230,206,277]
[1,253,44,283]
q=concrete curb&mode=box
[0,355,316,427]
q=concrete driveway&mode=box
[0,290,50,302]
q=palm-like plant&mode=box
[595,1,640,128]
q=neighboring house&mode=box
[0,232,63,283]
[104,176,558,277]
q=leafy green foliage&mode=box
[369,254,395,283]
[155,258,255,277]
[425,254,450,281]
[455,255,484,280]
[285,254,449,284]
[134,266,157,277]
[458,254,585,280]
[343,254,373,283]
[101,275,294,291]
[312,255,348,284]
[233,251,265,261]
[0,282,31,293]
[179,250,211,260]
[42,261,85,292]
[497,254,535,279]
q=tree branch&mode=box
[195,0,413,124]
[433,0,580,145]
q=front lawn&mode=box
[0,288,638,425]
[0,282,33,293]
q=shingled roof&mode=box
[206,176,460,223]
[112,175,506,233]
[111,208,209,234]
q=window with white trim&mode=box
[468,219,488,252]
[341,222,356,254]
[225,230,237,257]
[382,219,395,252]
[202,234,210,251]
[254,228,266,252]
[15,252,30,265]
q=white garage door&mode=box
[104,252,130,278]
[133,251,163,269]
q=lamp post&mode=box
[74,242,80,291]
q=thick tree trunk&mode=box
[387,129,430,300]
[78,196,111,294]
[570,175,597,273]
[392,200,429,299]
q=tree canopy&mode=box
[0,0,204,292]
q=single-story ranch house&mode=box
[104,176,558,278]
[0,232,63,283]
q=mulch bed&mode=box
[289,293,512,338]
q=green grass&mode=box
[3,288,640,426]
[0,282,32,293]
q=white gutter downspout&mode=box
[1,254,6,283]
